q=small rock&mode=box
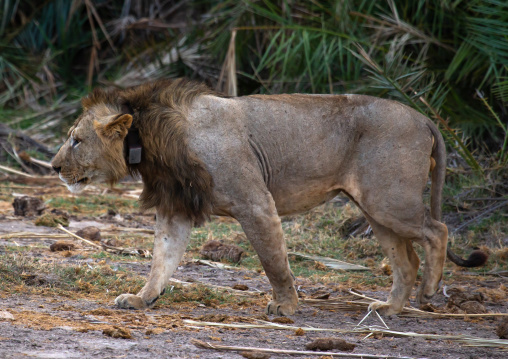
[232,284,249,291]
[305,338,356,352]
[13,196,45,216]
[0,311,14,320]
[496,318,508,339]
[50,241,76,252]
[200,240,244,263]
[76,226,101,241]
[240,351,270,359]
[102,326,132,339]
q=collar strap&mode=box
[125,127,142,164]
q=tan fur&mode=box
[52,79,485,316]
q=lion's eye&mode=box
[71,137,81,148]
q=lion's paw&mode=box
[266,300,298,316]
[416,290,435,307]
[368,301,401,316]
[115,294,147,310]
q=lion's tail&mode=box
[427,122,488,268]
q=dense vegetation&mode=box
[1,0,507,167]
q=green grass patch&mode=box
[46,194,139,215]
[0,253,144,298]
[157,284,240,308]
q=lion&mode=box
[51,79,487,316]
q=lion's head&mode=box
[51,102,133,193]
[52,79,216,224]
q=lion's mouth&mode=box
[77,177,89,185]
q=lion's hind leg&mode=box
[414,212,448,306]
[364,215,420,316]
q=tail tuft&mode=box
[447,247,488,268]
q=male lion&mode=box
[52,79,486,316]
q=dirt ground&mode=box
[0,178,507,359]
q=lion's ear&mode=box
[94,114,133,139]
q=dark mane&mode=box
[87,78,219,225]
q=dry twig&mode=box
[0,164,35,178]
[347,290,508,318]
[169,278,264,297]
[186,320,508,349]
[0,232,69,240]
[289,252,369,271]
[56,224,150,257]
[191,338,419,359]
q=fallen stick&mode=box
[56,224,150,257]
[358,327,508,349]
[185,320,508,349]
[0,232,69,240]
[289,252,370,271]
[23,155,54,169]
[184,319,342,333]
[56,224,102,249]
[0,164,35,178]
[194,258,237,270]
[105,226,154,234]
[347,289,508,318]
[169,278,265,297]
[190,338,421,359]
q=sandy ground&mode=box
[0,182,507,359]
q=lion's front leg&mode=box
[234,194,298,316]
[115,211,192,309]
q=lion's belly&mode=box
[271,186,341,216]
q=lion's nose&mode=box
[52,166,61,174]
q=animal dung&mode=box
[200,240,244,263]
[232,284,249,291]
[271,317,294,324]
[305,338,356,352]
[458,301,487,314]
[12,196,45,216]
[50,241,76,252]
[240,351,271,359]
[294,328,305,336]
[76,226,101,241]
[102,326,132,339]
[445,287,487,314]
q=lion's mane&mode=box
[82,79,218,225]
